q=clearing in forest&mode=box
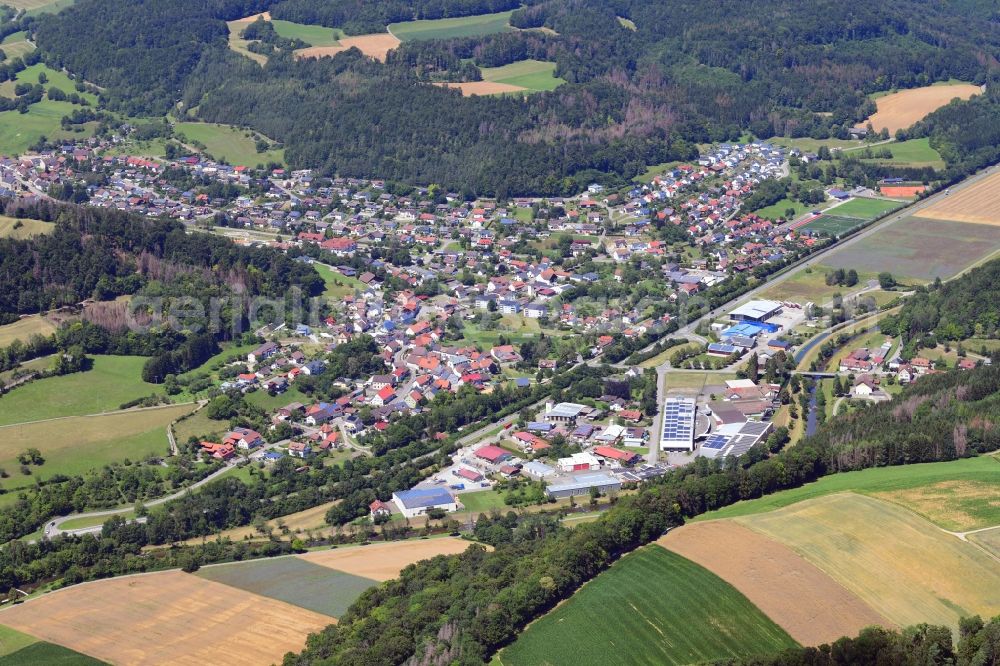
[295,33,401,62]
[866,83,981,133]
[659,521,892,646]
[735,493,1000,632]
[0,570,334,666]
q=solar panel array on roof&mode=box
[660,397,696,451]
[702,433,731,450]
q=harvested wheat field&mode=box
[0,570,333,666]
[659,521,891,645]
[918,170,1000,226]
[302,536,482,581]
[232,11,270,23]
[296,34,400,62]
[867,83,980,133]
[873,480,1000,531]
[434,81,526,96]
[736,493,1000,632]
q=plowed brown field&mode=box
[658,521,892,645]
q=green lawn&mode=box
[0,404,191,492]
[314,263,366,299]
[766,136,867,153]
[457,489,507,513]
[0,626,37,659]
[0,100,94,156]
[697,455,1000,530]
[174,122,284,167]
[753,197,811,221]
[389,10,513,41]
[480,59,564,92]
[826,197,900,220]
[499,545,797,665]
[244,384,310,411]
[851,137,944,169]
[270,19,343,46]
[0,355,160,426]
[801,214,868,237]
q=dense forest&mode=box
[278,361,1000,664]
[26,0,1000,194]
[881,258,1000,342]
[0,199,322,317]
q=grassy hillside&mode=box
[174,122,284,167]
[480,59,565,92]
[697,455,1000,531]
[499,545,797,665]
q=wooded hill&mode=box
[23,0,1000,195]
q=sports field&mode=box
[0,355,160,425]
[302,537,479,580]
[0,403,192,492]
[174,122,284,168]
[880,185,926,198]
[736,494,1000,632]
[800,214,867,237]
[197,557,376,618]
[0,570,334,665]
[826,197,900,219]
[499,545,797,665]
[824,214,1000,281]
[660,521,891,645]
[918,169,1000,226]
[698,455,1000,531]
[866,83,981,133]
[389,10,513,41]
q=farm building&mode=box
[392,488,458,518]
[660,397,697,452]
[545,472,622,499]
[729,300,782,323]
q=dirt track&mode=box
[658,521,893,646]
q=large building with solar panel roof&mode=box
[660,397,697,451]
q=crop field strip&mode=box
[0,571,334,666]
[918,169,1000,226]
[659,521,892,646]
[388,10,514,41]
[301,536,480,580]
[499,545,797,665]
[735,493,1000,632]
[197,557,377,618]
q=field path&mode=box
[0,400,197,430]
